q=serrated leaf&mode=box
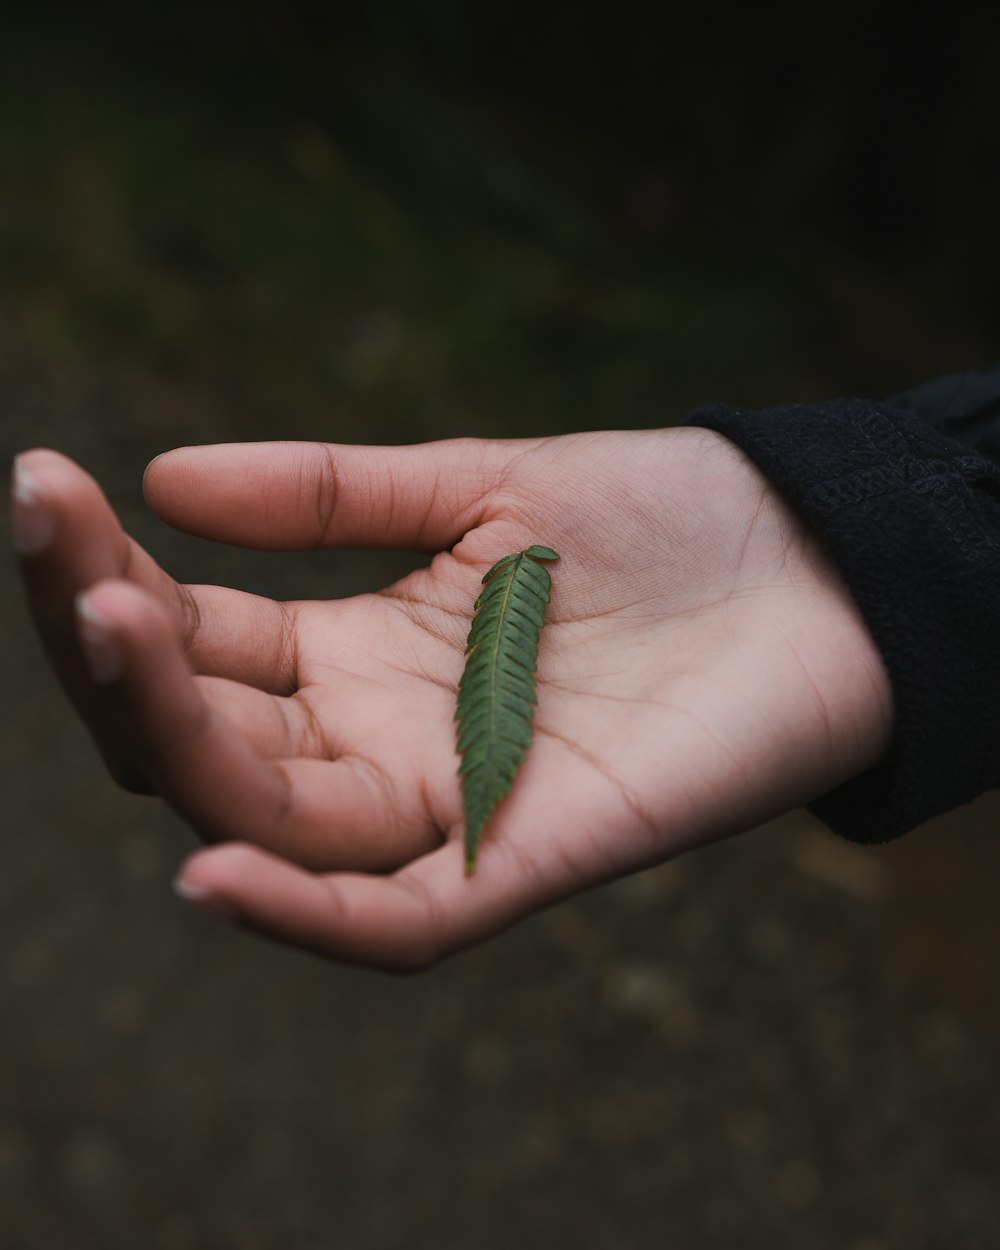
[456,546,560,874]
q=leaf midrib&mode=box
[483,551,524,763]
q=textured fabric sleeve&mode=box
[683,383,1000,843]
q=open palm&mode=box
[15,428,891,968]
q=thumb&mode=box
[143,438,537,552]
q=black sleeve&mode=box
[683,365,1000,843]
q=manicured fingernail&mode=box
[172,877,239,921]
[75,591,125,683]
[11,457,57,555]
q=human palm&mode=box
[14,428,891,967]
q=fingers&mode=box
[13,448,298,788]
[173,838,548,972]
[76,578,294,840]
[76,579,443,871]
[15,450,299,694]
[143,438,538,553]
[17,448,196,639]
[15,448,189,787]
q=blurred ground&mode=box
[2,8,999,1248]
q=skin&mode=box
[12,428,892,970]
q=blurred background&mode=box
[3,4,999,1247]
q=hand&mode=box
[12,429,892,969]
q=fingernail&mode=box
[11,457,56,555]
[75,591,125,683]
[172,877,239,921]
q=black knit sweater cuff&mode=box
[684,398,1000,842]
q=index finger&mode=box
[143,438,540,553]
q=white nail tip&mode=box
[172,878,238,920]
[11,459,56,554]
[172,878,211,902]
[75,593,124,683]
[12,457,41,502]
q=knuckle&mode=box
[312,443,339,548]
[176,584,203,656]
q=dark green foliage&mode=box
[456,545,560,874]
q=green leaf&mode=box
[456,546,560,874]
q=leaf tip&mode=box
[524,544,560,562]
